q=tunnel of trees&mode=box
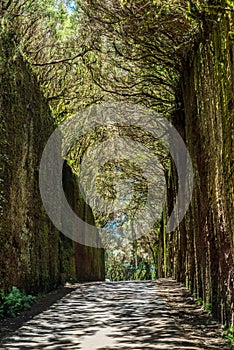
[0,0,234,327]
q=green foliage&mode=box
[222,325,234,345]
[0,286,35,318]
[196,297,205,305]
[106,257,155,281]
[105,233,157,281]
[3,0,233,118]
[0,0,202,119]
[77,0,197,113]
[204,302,212,313]
[196,297,212,314]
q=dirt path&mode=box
[0,279,229,349]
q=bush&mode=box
[222,325,234,345]
[0,286,35,318]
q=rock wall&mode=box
[0,33,104,294]
[169,10,234,325]
[62,163,105,282]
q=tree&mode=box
[1,0,105,121]
[77,0,199,112]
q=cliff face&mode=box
[0,34,104,294]
[62,163,105,282]
[169,11,234,325]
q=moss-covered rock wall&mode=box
[169,10,234,325]
[0,33,104,294]
[62,163,105,282]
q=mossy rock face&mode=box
[62,162,105,282]
[167,10,234,325]
[0,34,105,295]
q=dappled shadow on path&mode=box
[0,281,227,349]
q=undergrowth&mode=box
[0,286,35,318]
[196,297,212,314]
[222,325,234,345]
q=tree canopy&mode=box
[1,0,204,119]
[2,0,232,118]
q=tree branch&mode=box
[32,51,87,67]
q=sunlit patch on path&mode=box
[79,327,118,349]
[0,280,228,349]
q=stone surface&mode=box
[0,34,105,294]
[166,9,234,325]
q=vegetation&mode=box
[0,287,35,318]
[222,325,234,345]
[105,234,156,281]
[196,297,212,314]
[1,0,200,119]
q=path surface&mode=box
[0,279,228,350]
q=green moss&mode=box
[0,31,104,294]
[169,5,234,326]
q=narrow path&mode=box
[0,279,228,349]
